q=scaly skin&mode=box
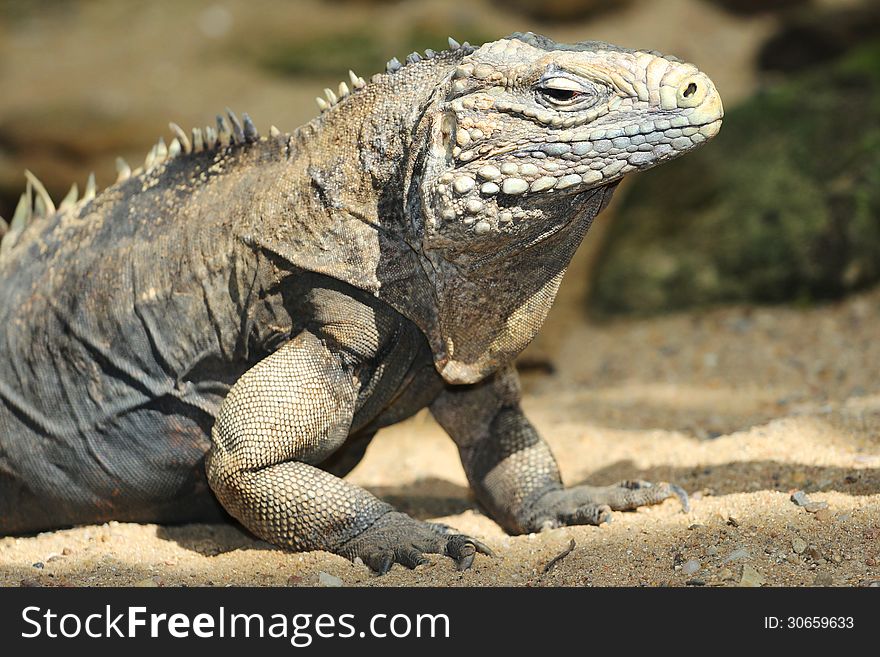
[0,33,721,573]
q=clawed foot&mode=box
[340,511,493,574]
[525,480,689,531]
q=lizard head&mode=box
[402,33,724,383]
[420,32,723,255]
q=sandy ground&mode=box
[1,0,878,588]
[2,286,878,587]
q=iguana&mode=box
[0,33,722,573]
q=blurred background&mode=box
[2,1,880,587]
[1,0,878,337]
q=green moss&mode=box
[589,43,880,316]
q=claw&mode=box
[398,547,429,569]
[366,550,394,575]
[455,551,475,571]
[667,483,690,513]
[470,538,495,557]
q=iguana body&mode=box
[0,34,722,572]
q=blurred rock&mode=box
[589,44,880,316]
[700,0,810,16]
[758,2,880,73]
[496,0,635,23]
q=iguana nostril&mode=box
[675,74,710,109]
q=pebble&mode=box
[807,546,822,560]
[287,575,304,586]
[62,547,74,556]
[792,538,807,554]
[32,562,44,569]
[724,548,750,563]
[133,576,161,587]
[814,509,832,522]
[719,568,735,581]
[685,579,706,586]
[790,490,829,513]
[739,565,765,587]
[682,559,701,575]
[706,546,718,556]
[19,578,42,587]
[814,572,833,586]
[317,572,343,587]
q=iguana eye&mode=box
[542,87,581,102]
[537,76,597,108]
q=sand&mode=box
[3,286,878,587]
[0,0,877,589]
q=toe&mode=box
[561,502,611,526]
[396,546,430,569]
[365,549,395,575]
[444,535,480,571]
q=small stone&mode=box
[62,547,74,556]
[134,577,161,587]
[685,579,706,586]
[814,508,832,521]
[32,562,44,569]
[474,220,492,234]
[791,490,828,513]
[866,557,877,567]
[792,538,807,554]
[723,548,749,563]
[719,568,735,581]
[726,516,740,527]
[682,559,701,575]
[814,572,833,586]
[19,578,42,587]
[287,575,304,586]
[687,523,705,531]
[807,546,822,560]
[739,564,765,587]
[317,572,343,587]
[706,546,718,556]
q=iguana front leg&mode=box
[206,330,489,573]
[431,365,688,534]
